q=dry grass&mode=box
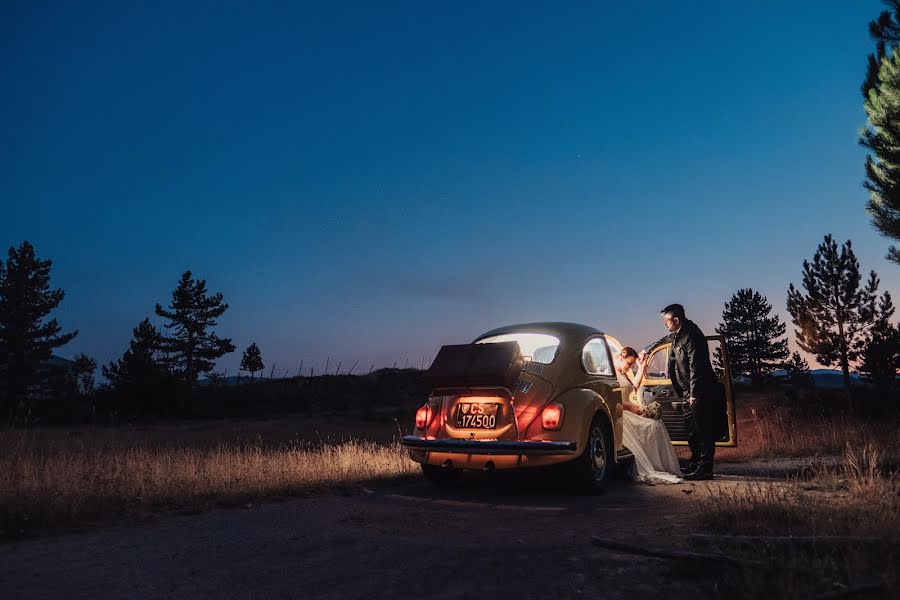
[690,391,900,464]
[696,442,900,598]
[0,434,417,538]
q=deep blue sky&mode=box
[2,1,897,376]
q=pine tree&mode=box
[102,318,171,415]
[715,288,789,384]
[862,2,900,265]
[240,342,264,380]
[0,241,77,421]
[154,271,235,385]
[786,235,882,411]
[71,353,97,395]
[858,292,900,392]
[862,1,900,97]
[784,351,812,386]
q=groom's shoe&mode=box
[683,467,713,481]
[681,463,698,475]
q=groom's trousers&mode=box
[683,404,715,471]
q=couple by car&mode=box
[615,304,728,483]
[403,305,734,490]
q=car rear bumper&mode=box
[401,436,578,456]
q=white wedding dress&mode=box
[618,374,683,485]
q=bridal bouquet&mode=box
[642,401,662,420]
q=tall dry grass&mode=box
[0,435,416,537]
[709,398,900,463]
[697,442,900,598]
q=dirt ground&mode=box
[0,465,794,600]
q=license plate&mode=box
[456,403,499,429]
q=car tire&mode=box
[571,415,612,492]
[421,464,461,486]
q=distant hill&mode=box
[762,368,869,388]
[47,355,75,370]
[197,368,424,388]
[807,369,865,388]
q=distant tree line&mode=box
[705,2,900,413]
[713,234,899,413]
[0,240,239,423]
[98,270,240,418]
[1,234,897,425]
[0,240,426,424]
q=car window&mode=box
[476,333,561,364]
[582,338,613,376]
[645,347,669,379]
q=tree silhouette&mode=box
[102,318,172,415]
[858,292,900,393]
[154,271,235,385]
[862,1,900,97]
[71,352,97,395]
[786,235,881,411]
[784,351,811,387]
[715,288,789,385]
[0,241,77,422]
[240,342,265,380]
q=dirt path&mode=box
[0,470,778,600]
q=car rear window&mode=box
[476,333,561,364]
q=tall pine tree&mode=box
[154,271,235,385]
[786,235,882,411]
[240,342,264,380]
[715,288,788,384]
[0,241,77,421]
[861,1,900,264]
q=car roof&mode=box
[474,322,605,342]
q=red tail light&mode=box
[415,404,433,429]
[541,403,563,430]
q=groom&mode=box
[661,304,727,481]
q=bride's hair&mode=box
[620,347,638,359]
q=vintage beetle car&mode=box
[401,322,736,489]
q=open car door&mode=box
[637,335,737,447]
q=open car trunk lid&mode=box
[427,342,525,441]
[427,341,524,391]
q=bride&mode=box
[614,347,683,484]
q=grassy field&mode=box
[2,390,897,548]
[0,431,417,538]
[695,441,899,598]
[683,389,900,464]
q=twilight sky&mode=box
[2,0,898,376]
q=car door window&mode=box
[582,338,613,376]
[645,347,669,379]
[604,335,622,358]
[708,338,726,379]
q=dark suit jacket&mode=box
[667,319,727,440]
[667,319,717,400]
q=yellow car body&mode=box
[401,322,737,488]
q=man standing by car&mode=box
[661,304,727,480]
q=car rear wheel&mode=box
[571,415,612,492]
[421,464,461,486]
